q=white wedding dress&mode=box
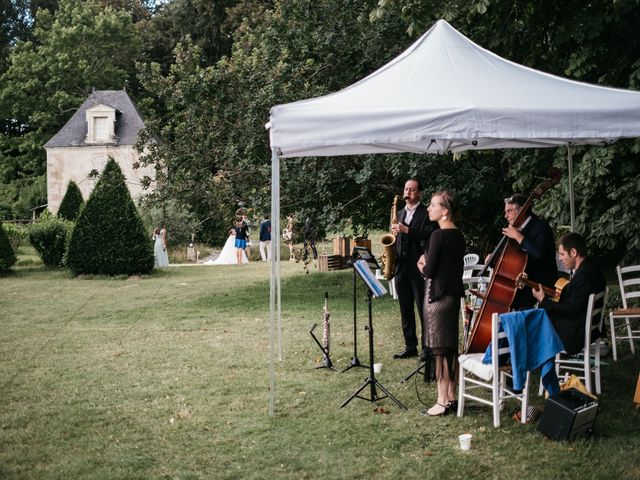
[203,234,248,265]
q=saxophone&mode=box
[380,195,399,281]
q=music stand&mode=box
[341,246,376,373]
[340,249,406,409]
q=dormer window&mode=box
[93,116,109,141]
[85,104,118,144]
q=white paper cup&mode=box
[373,363,382,374]
[458,433,472,451]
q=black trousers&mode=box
[394,266,425,349]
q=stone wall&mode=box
[46,145,155,213]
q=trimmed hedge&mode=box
[28,214,72,267]
[0,221,17,271]
[66,158,154,275]
[57,180,84,221]
[2,222,28,250]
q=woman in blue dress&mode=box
[234,221,248,265]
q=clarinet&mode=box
[322,292,330,364]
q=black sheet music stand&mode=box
[342,246,377,373]
[340,248,406,409]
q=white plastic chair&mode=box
[541,289,608,396]
[462,254,480,279]
[375,268,398,300]
[457,313,530,428]
[608,265,640,361]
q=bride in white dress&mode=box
[203,232,248,265]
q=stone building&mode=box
[44,89,155,213]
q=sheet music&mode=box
[354,259,388,297]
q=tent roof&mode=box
[269,20,640,158]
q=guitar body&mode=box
[465,239,528,353]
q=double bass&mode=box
[464,169,561,353]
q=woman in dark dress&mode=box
[417,190,465,416]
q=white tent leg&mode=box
[269,148,280,416]
[567,144,575,232]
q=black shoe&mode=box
[393,347,418,359]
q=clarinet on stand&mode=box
[310,292,338,371]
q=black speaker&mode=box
[537,388,599,441]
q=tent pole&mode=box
[269,148,280,416]
[567,144,575,232]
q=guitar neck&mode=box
[522,280,556,298]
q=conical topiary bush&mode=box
[57,180,84,221]
[0,221,17,271]
[66,158,154,275]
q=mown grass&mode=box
[1,251,639,480]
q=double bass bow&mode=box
[465,168,561,353]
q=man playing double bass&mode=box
[496,193,558,309]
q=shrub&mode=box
[28,213,72,267]
[57,180,84,221]
[2,222,29,250]
[0,221,17,271]
[66,158,154,275]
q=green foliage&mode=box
[138,197,198,247]
[2,221,29,250]
[57,180,84,221]
[0,220,17,270]
[27,212,72,267]
[66,157,154,275]
[0,0,141,216]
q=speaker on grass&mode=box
[537,388,599,441]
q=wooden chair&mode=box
[608,265,640,361]
[457,313,530,428]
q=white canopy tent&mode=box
[266,19,640,414]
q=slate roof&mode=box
[44,90,146,148]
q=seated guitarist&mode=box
[500,194,558,309]
[532,232,606,394]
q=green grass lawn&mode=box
[1,251,639,479]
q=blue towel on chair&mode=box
[482,308,565,391]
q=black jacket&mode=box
[393,203,438,277]
[540,258,606,355]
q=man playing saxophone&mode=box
[391,178,439,359]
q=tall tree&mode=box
[0,0,141,217]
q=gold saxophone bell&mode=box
[380,195,399,281]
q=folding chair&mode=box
[457,313,530,428]
[608,265,640,361]
[554,289,608,395]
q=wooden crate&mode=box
[319,254,343,272]
[333,236,351,257]
[353,237,372,252]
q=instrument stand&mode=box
[342,264,368,372]
[309,323,339,372]
[341,290,407,409]
[402,360,429,383]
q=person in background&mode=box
[417,190,465,416]
[391,178,439,360]
[259,218,272,262]
[234,219,249,265]
[153,226,169,267]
